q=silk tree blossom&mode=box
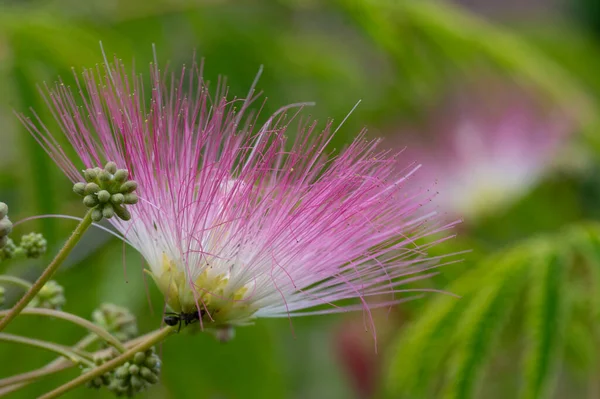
[396,80,573,221]
[18,53,457,331]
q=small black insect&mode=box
[163,310,204,332]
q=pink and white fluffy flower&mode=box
[19,53,455,329]
[397,80,573,221]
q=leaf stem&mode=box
[0,308,126,353]
[0,334,99,394]
[0,329,162,396]
[40,326,175,399]
[0,333,94,367]
[0,276,33,291]
[0,210,93,331]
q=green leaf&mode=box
[386,246,529,398]
[443,248,529,399]
[520,250,570,399]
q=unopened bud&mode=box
[111,193,125,205]
[120,181,138,194]
[97,190,111,203]
[0,203,8,219]
[29,280,65,310]
[73,182,86,196]
[113,169,129,183]
[123,193,138,205]
[92,303,138,342]
[0,219,12,237]
[91,208,103,222]
[84,183,100,195]
[84,168,98,182]
[104,162,117,174]
[113,205,131,221]
[102,203,115,219]
[19,232,47,259]
[76,162,138,222]
[83,195,99,208]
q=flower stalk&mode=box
[40,326,175,399]
[0,210,93,331]
[0,333,94,367]
[0,308,126,353]
[0,276,33,291]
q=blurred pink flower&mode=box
[395,80,573,221]
[19,52,457,331]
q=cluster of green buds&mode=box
[19,232,47,259]
[0,202,48,262]
[84,347,161,397]
[84,354,113,390]
[0,238,17,261]
[28,281,65,310]
[0,203,12,250]
[109,348,161,397]
[73,162,139,222]
[0,233,47,262]
[92,304,138,343]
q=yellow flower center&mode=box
[147,253,256,326]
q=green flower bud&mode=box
[111,193,125,205]
[0,219,12,237]
[84,168,98,182]
[113,169,129,184]
[84,183,100,195]
[77,163,137,222]
[123,193,139,205]
[73,182,86,196]
[98,170,111,182]
[102,203,115,219]
[131,375,144,390]
[0,286,5,306]
[92,303,138,342]
[91,208,103,222]
[133,352,146,365]
[105,162,118,174]
[97,190,111,203]
[144,356,158,368]
[19,232,47,259]
[140,367,159,384]
[113,204,131,221]
[0,203,8,219]
[29,280,65,310]
[0,236,8,251]
[115,365,129,379]
[120,181,138,194]
[128,364,140,376]
[83,195,99,208]
[0,238,18,261]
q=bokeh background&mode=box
[2,0,600,398]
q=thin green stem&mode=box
[0,333,94,367]
[0,276,33,291]
[0,308,126,353]
[40,326,175,399]
[0,210,93,332]
[0,363,70,396]
[0,329,160,396]
[0,334,99,394]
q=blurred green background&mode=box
[2,0,600,398]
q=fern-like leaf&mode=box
[443,248,529,399]
[520,248,570,399]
